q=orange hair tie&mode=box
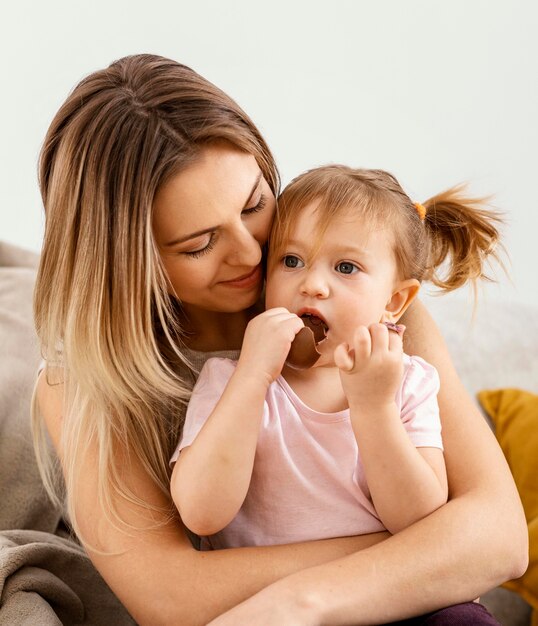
[414,202,427,221]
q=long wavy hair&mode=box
[32,54,279,543]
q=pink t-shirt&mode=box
[171,354,442,550]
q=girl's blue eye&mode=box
[336,262,358,275]
[283,255,304,268]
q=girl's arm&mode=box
[171,364,268,536]
[172,308,304,536]
[37,369,390,626]
[351,402,448,534]
[208,299,529,625]
[336,323,447,533]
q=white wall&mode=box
[1,0,537,306]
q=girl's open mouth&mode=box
[285,313,329,370]
[300,313,328,345]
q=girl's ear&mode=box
[384,279,420,322]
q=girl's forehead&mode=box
[289,202,381,235]
[287,209,389,251]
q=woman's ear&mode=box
[384,279,420,322]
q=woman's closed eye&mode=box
[182,195,267,259]
[183,233,217,258]
[335,261,359,275]
[242,194,267,216]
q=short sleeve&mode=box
[169,358,237,464]
[399,355,443,450]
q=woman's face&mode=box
[153,143,276,315]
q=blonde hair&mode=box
[33,54,279,544]
[270,165,503,292]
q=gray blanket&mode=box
[0,241,134,625]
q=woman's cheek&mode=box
[163,260,199,299]
[260,199,277,243]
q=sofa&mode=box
[0,240,534,625]
[425,295,536,626]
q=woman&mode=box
[34,54,527,625]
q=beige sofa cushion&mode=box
[0,241,61,532]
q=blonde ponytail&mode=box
[422,185,504,292]
[272,166,505,298]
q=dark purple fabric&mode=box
[388,602,501,625]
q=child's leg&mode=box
[388,602,500,625]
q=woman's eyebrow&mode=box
[164,171,263,247]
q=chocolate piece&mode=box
[285,326,322,370]
[302,314,327,343]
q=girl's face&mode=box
[266,203,416,366]
[153,143,276,315]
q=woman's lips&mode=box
[220,265,262,289]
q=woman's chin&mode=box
[220,294,262,314]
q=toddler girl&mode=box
[170,165,502,549]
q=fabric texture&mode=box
[389,601,501,625]
[0,530,133,626]
[0,242,134,625]
[478,388,538,624]
[175,354,442,549]
[0,245,58,532]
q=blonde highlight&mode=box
[33,54,279,547]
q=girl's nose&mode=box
[300,268,330,298]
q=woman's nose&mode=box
[300,268,330,298]
[227,224,262,267]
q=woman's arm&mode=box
[36,368,389,626]
[209,299,528,625]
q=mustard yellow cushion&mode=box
[478,388,538,618]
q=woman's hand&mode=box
[334,322,405,410]
[237,308,304,386]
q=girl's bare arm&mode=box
[172,367,268,536]
[208,299,528,625]
[36,369,388,626]
[174,308,307,536]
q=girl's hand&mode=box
[334,323,405,410]
[237,308,304,387]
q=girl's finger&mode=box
[369,323,389,355]
[263,307,293,318]
[334,343,355,372]
[352,325,371,364]
[387,324,405,352]
[289,316,307,335]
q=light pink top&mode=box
[171,354,442,549]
